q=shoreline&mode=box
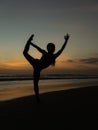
[0,79,98,102]
[0,85,98,129]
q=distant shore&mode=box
[0,85,98,129]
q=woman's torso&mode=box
[39,52,55,70]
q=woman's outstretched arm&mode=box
[30,42,45,53]
[28,34,45,54]
[54,34,70,58]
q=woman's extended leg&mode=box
[23,36,37,67]
[23,35,33,57]
[33,70,40,102]
[23,35,41,102]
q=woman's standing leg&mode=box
[33,69,40,102]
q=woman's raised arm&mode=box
[54,34,70,58]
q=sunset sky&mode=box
[0,0,98,75]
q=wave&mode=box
[0,74,98,81]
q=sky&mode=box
[0,0,98,75]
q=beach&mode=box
[0,84,98,129]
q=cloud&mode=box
[66,59,75,63]
[79,57,98,64]
[63,57,98,64]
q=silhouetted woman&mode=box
[23,34,69,102]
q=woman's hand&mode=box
[64,34,70,41]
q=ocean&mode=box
[0,74,98,101]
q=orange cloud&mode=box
[5,61,26,68]
[0,60,30,70]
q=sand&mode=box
[0,85,98,129]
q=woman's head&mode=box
[47,43,55,53]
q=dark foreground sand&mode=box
[0,86,98,129]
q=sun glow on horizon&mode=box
[0,59,98,75]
